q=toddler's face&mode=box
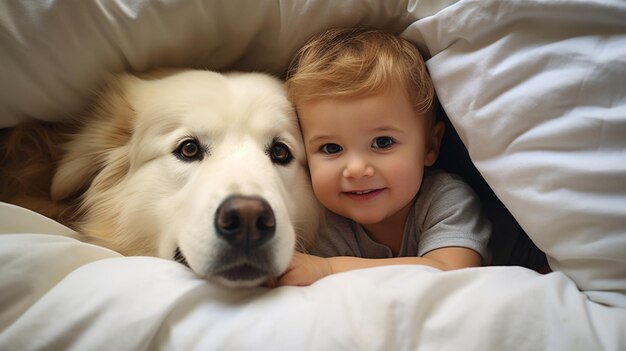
[298,84,438,226]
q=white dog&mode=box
[42,70,320,287]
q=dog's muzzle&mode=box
[210,195,278,283]
[174,195,281,285]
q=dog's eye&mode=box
[175,139,203,161]
[267,140,293,165]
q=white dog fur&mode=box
[47,69,320,287]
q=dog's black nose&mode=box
[215,195,276,249]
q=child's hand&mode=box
[272,252,333,287]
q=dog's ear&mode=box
[51,74,137,201]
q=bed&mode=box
[1,0,625,349]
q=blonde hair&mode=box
[286,27,435,116]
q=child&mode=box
[276,28,491,286]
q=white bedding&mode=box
[1,0,625,350]
[1,204,624,350]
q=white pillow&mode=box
[0,0,456,127]
[406,0,626,307]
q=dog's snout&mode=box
[215,195,276,248]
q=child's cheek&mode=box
[308,162,335,205]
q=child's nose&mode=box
[342,155,374,179]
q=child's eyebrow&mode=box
[370,126,403,133]
[306,135,332,146]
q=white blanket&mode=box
[1,0,625,349]
[1,204,624,350]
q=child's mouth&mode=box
[344,188,385,200]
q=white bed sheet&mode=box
[1,204,624,350]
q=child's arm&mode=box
[274,247,481,287]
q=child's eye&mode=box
[371,136,395,149]
[320,143,342,154]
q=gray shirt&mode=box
[310,170,491,263]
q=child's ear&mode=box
[425,121,445,166]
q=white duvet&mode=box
[1,0,625,350]
[1,203,624,350]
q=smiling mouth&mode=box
[352,190,376,195]
[344,188,385,199]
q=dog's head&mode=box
[51,70,320,287]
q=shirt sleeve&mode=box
[416,172,492,263]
